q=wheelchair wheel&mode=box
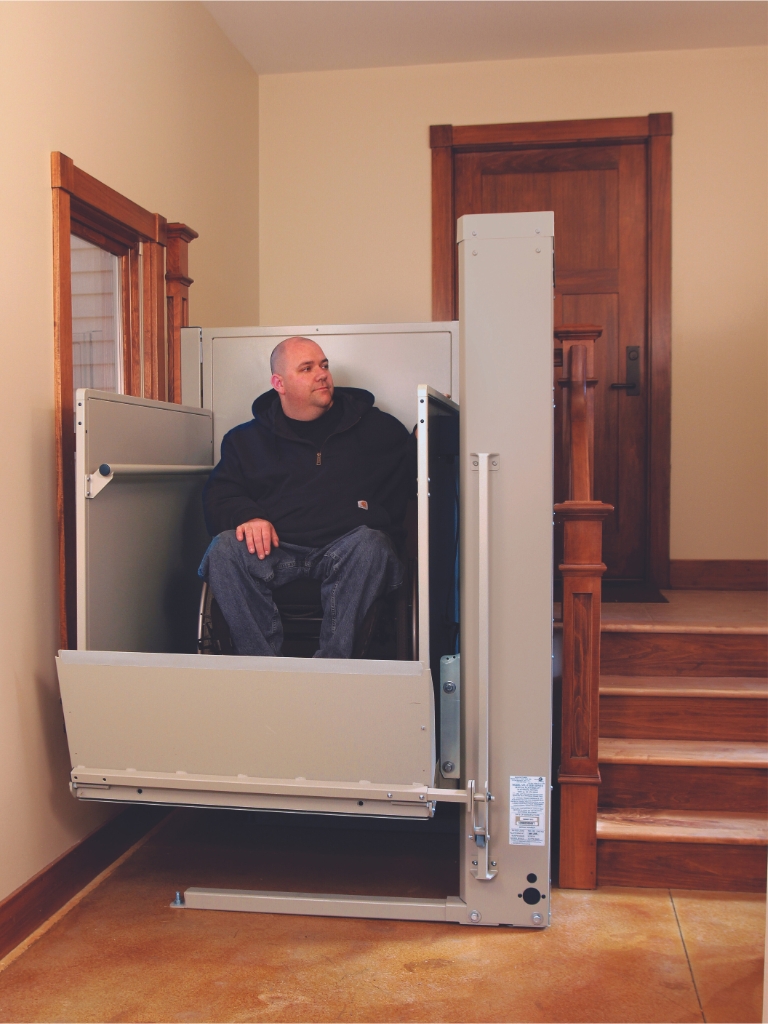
[197,580,235,655]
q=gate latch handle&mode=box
[610,346,640,396]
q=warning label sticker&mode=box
[509,776,546,846]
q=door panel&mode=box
[455,144,648,581]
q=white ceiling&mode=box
[203,1,768,75]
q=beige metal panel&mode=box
[70,766,468,804]
[57,652,435,787]
[71,786,435,818]
[77,390,213,470]
[81,478,208,653]
[457,212,554,242]
[68,764,469,816]
[70,766,465,802]
[201,323,458,456]
[458,213,554,927]
[182,889,468,922]
[75,391,213,653]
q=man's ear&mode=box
[271,373,285,394]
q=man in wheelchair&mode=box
[199,336,415,657]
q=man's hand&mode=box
[236,518,279,559]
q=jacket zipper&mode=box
[315,414,361,467]
[274,412,362,468]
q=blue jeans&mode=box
[199,526,403,658]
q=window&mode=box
[52,152,197,647]
[70,235,123,402]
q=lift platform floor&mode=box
[0,808,763,1023]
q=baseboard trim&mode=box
[669,559,768,590]
[0,806,167,961]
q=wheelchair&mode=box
[197,557,416,660]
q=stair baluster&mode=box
[555,325,613,889]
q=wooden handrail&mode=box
[554,325,613,889]
[568,345,591,501]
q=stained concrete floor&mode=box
[0,809,764,1023]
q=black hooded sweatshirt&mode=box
[202,387,415,548]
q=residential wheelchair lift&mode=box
[55,212,555,927]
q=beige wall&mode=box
[0,0,258,903]
[259,46,768,560]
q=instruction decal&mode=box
[509,776,546,846]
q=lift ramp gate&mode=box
[57,216,554,927]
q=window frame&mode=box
[52,152,196,648]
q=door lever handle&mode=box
[611,346,640,396]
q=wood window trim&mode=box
[52,152,196,648]
[430,114,672,588]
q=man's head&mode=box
[270,337,334,421]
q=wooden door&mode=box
[431,116,672,587]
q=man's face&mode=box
[271,338,334,421]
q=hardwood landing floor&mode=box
[0,809,765,1024]
[600,590,768,633]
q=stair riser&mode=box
[597,839,767,891]
[598,764,768,814]
[601,633,768,677]
[599,695,768,742]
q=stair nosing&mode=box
[596,809,768,846]
[600,623,767,635]
[600,686,767,698]
[599,675,768,700]
[599,738,768,768]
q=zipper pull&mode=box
[316,452,322,466]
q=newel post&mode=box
[554,325,613,889]
[165,223,198,404]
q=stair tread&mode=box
[599,737,768,767]
[600,675,768,698]
[597,808,768,845]
[599,590,767,636]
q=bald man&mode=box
[200,337,414,658]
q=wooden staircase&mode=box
[596,622,768,891]
[553,324,768,891]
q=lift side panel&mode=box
[75,391,213,652]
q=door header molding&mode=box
[430,113,672,152]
